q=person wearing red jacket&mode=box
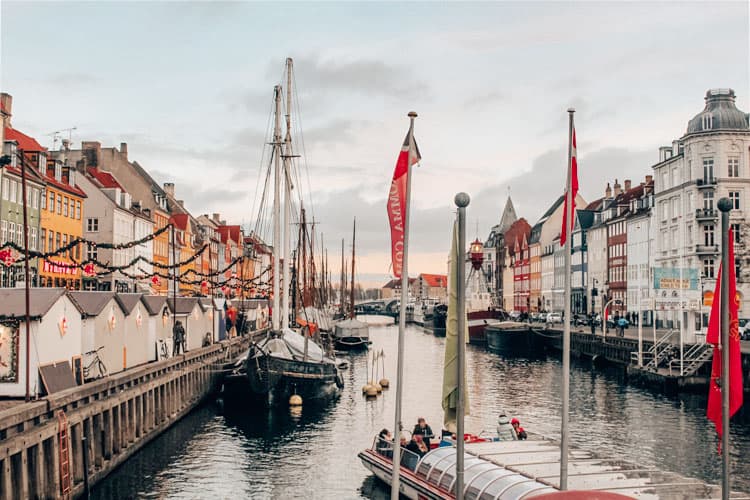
[511,418,528,440]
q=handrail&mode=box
[644,329,677,369]
[668,342,713,376]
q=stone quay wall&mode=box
[0,334,252,500]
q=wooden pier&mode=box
[0,334,253,500]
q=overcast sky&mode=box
[2,1,748,284]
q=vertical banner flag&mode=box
[387,124,421,278]
[560,128,578,246]
[706,229,744,450]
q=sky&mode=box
[1,1,748,286]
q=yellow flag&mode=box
[442,221,469,432]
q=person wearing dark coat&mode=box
[412,417,435,450]
[172,320,185,356]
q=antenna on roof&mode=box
[45,127,77,151]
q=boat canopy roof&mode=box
[263,328,328,363]
[414,447,555,499]
[334,319,369,336]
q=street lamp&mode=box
[591,278,599,317]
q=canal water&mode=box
[94,321,750,499]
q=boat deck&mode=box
[464,439,750,499]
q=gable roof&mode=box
[115,293,143,314]
[420,273,447,288]
[87,167,123,190]
[168,297,201,315]
[141,295,168,315]
[67,291,118,317]
[382,278,416,289]
[0,288,67,319]
[4,127,45,152]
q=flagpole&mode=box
[560,108,575,490]
[455,192,470,500]
[718,197,731,500]
[391,111,417,500]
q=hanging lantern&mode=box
[151,275,161,287]
[83,262,96,277]
[108,306,117,331]
[136,309,143,327]
[469,238,484,270]
[58,315,68,336]
[0,249,16,267]
[201,280,209,294]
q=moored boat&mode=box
[333,318,370,350]
[485,321,544,355]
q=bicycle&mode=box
[83,346,109,380]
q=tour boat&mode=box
[426,303,448,336]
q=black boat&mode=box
[426,303,447,336]
[245,329,343,405]
[333,318,370,350]
[484,322,544,355]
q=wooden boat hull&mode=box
[245,352,342,405]
[467,310,505,344]
[335,337,370,350]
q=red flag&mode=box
[560,128,578,246]
[706,229,744,450]
[386,124,421,278]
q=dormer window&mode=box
[54,162,62,182]
[38,153,46,170]
[701,114,713,130]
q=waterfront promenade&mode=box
[0,333,254,500]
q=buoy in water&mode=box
[379,378,390,388]
[374,383,383,393]
[362,384,373,394]
[365,385,378,397]
[289,394,303,406]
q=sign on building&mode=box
[653,268,699,291]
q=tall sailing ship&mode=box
[333,219,370,350]
[240,58,343,404]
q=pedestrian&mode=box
[590,314,596,335]
[412,417,435,450]
[618,316,627,337]
[172,320,185,356]
[497,412,517,440]
[511,418,528,440]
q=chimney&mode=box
[624,179,632,191]
[613,178,622,197]
[605,182,612,198]
[82,141,102,167]
[0,93,12,124]
[212,213,221,223]
[120,142,128,159]
[163,182,175,197]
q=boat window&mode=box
[464,469,515,500]
[438,455,479,491]
[454,462,496,495]
[416,448,453,478]
[497,481,550,499]
[447,458,483,492]
[478,473,528,499]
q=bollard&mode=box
[82,435,91,499]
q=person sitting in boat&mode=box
[497,412,517,440]
[406,435,428,458]
[412,417,435,449]
[511,418,528,440]
[376,428,393,458]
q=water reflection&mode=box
[96,324,750,498]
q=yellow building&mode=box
[39,158,86,288]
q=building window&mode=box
[703,258,715,279]
[62,234,68,257]
[1,178,8,200]
[729,191,740,210]
[9,179,16,204]
[57,194,62,214]
[63,196,69,216]
[40,190,46,210]
[29,227,37,251]
[16,225,22,245]
[87,218,99,232]
[7,222,15,244]
[731,223,741,243]
[703,191,714,210]
[704,224,715,246]
[55,232,61,251]
[40,228,46,252]
[48,231,53,252]
[75,201,81,219]
[703,157,714,181]
[661,171,669,191]
[728,157,739,177]
[1,221,6,242]
[48,192,54,211]
[87,243,97,261]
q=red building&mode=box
[512,232,531,312]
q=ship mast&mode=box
[350,218,356,319]
[281,58,294,330]
[271,85,282,331]
[339,238,345,317]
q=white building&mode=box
[626,190,656,326]
[652,88,750,334]
[77,167,154,292]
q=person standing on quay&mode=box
[172,320,185,356]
